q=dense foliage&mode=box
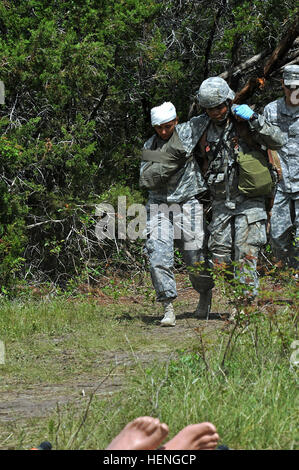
[0,0,298,288]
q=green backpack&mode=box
[237,150,275,197]
[234,120,282,198]
[139,129,189,191]
[199,120,281,198]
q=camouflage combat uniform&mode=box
[197,114,286,296]
[142,120,208,302]
[264,97,299,269]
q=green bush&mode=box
[0,0,297,289]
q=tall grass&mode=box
[12,306,296,450]
[0,274,298,450]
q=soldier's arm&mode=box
[249,112,287,150]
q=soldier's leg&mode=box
[145,205,177,302]
[203,210,234,317]
[270,190,294,267]
[208,211,234,270]
[175,198,207,290]
[234,214,267,298]
[289,195,299,270]
[179,245,214,318]
[175,199,214,318]
[145,203,177,326]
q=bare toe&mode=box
[106,416,169,450]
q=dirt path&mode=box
[0,310,225,423]
[0,274,235,428]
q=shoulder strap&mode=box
[199,130,208,155]
[198,122,229,159]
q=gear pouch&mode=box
[237,150,274,197]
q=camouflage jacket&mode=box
[141,116,209,204]
[141,112,286,204]
[201,113,286,203]
[264,97,299,193]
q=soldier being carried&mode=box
[140,102,209,326]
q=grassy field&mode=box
[0,272,298,450]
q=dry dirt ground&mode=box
[0,283,229,426]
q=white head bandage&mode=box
[150,102,177,126]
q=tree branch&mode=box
[263,15,299,77]
[234,15,299,104]
[219,49,271,80]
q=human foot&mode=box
[160,422,219,450]
[106,416,169,450]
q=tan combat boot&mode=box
[160,300,176,327]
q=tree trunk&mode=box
[234,15,299,104]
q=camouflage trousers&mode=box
[207,199,267,297]
[270,190,299,269]
[145,197,209,302]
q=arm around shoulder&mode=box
[249,112,287,150]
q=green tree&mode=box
[0,0,297,287]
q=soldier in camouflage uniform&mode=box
[141,102,209,326]
[194,77,286,312]
[264,65,299,270]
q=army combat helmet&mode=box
[196,77,235,108]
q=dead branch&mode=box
[219,49,271,80]
[263,15,299,77]
[234,15,299,104]
[220,38,299,81]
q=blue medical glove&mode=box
[232,104,255,121]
